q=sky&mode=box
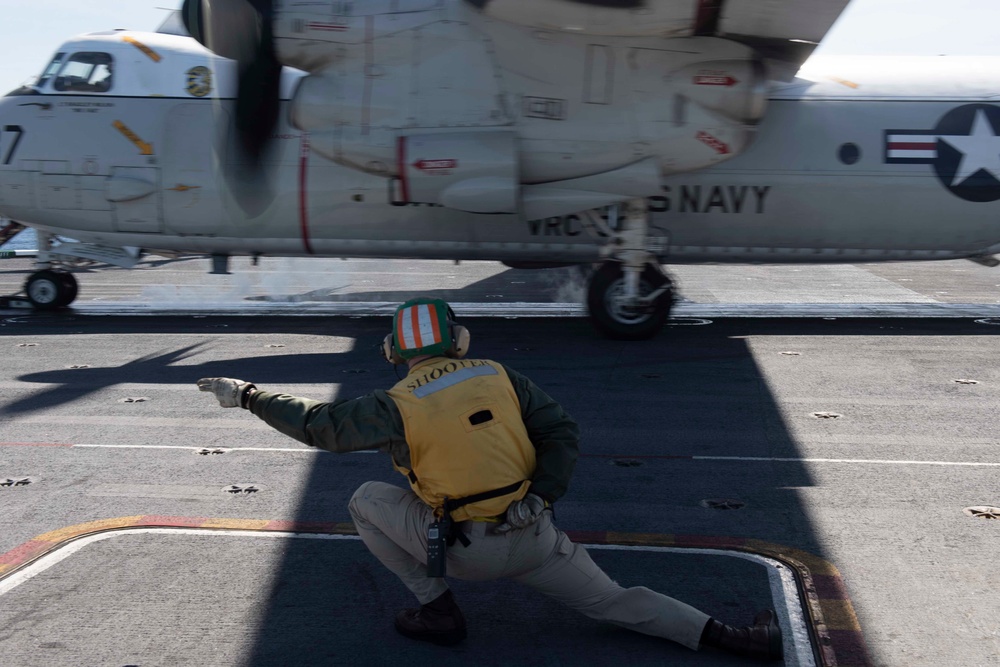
[0,0,998,93]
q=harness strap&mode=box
[442,480,526,514]
[440,480,527,547]
[448,530,471,548]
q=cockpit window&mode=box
[36,52,66,88]
[54,52,114,93]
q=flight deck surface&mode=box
[0,257,998,666]
[2,254,1000,318]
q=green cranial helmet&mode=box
[390,298,456,360]
[381,298,471,364]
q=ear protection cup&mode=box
[381,333,406,365]
[448,325,470,359]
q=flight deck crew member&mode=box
[197,297,783,660]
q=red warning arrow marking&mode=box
[413,159,458,171]
[693,75,739,87]
[696,131,731,155]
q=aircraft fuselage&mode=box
[1,32,999,266]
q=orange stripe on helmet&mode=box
[410,304,424,349]
[396,307,409,350]
[428,304,442,345]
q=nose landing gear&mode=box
[0,229,81,310]
[25,269,78,309]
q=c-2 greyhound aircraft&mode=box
[2,0,999,338]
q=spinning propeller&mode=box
[181,0,281,168]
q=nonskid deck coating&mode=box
[0,516,869,666]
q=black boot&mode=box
[394,589,468,646]
[701,609,783,660]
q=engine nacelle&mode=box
[667,59,768,125]
[274,1,772,215]
[398,131,519,213]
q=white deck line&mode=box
[0,528,815,666]
[6,301,1000,318]
[589,544,814,667]
[64,443,1000,466]
[694,455,1000,467]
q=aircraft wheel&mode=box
[25,270,75,310]
[56,271,79,306]
[587,262,674,340]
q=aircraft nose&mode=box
[0,98,8,202]
[0,94,27,220]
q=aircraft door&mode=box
[163,104,226,234]
[109,166,161,233]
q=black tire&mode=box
[25,270,72,310]
[55,271,78,306]
[586,262,674,340]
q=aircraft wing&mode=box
[711,0,851,76]
[710,0,850,42]
[470,0,852,75]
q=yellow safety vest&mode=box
[386,357,535,521]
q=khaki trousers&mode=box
[348,481,710,651]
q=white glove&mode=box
[197,377,256,408]
[494,493,550,534]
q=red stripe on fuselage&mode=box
[397,136,410,203]
[693,0,724,36]
[299,133,314,255]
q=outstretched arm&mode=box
[247,388,405,453]
[198,377,406,454]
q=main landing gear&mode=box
[587,261,674,340]
[582,198,675,340]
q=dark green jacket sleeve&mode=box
[247,389,407,454]
[501,364,580,503]
[246,363,578,502]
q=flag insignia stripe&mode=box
[885,132,938,162]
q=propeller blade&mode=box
[182,0,281,168]
[235,0,280,166]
